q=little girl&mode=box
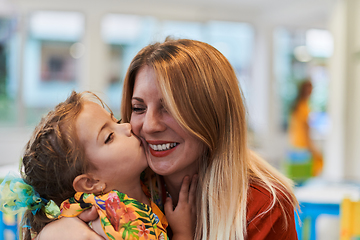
[0,91,196,240]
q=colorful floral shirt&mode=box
[59,190,168,240]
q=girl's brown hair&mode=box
[21,91,103,240]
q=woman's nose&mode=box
[142,109,166,134]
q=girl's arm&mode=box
[36,206,104,240]
[164,175,198,240]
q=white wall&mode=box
[0,127,32,167]
[325,0,360,181]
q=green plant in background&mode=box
[0,44,6,97]
[0,42,16,124]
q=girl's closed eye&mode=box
[105,132,114,144]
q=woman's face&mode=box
[130,65,203,177]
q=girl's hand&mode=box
[164,175,198,240]
[36,206,103,240]
[78,205,100,222]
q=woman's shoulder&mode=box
[247,183,295,219]
[246,183,298,239]
[248,184,271,200]
[248,182,295,204]
[247,184,274,221]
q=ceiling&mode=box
[2,0,338,29]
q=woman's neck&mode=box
[163,176,182,206]
[163,167,198,206]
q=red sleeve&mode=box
[246,185,298,240]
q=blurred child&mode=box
[0,91,196,240]
[288,80,323,176]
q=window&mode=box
[101,14,254,116]
[274,27,332,137]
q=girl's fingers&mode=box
[188,174,198,204]
[78,206,99,222]
[178,176,190,203]
[164,197,174,216]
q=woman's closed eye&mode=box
[161,104,169,113]
[105,132,114,144]
[131,105,146,113]
[160,99,169,113]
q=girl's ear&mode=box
[73,174,106,194]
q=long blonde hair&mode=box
[121,39,298,239]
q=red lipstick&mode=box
[147,140,178,158]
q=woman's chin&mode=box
[147,159,174,176]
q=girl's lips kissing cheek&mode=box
[147,141,179,157]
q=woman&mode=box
[38,39,298,239]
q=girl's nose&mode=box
[119,123,132,137]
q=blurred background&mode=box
[0,0,359,239]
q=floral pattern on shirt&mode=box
[59,190,168,240]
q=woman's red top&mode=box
[246,184,298,239]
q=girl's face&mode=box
[76,101,147,191]
[130,65,203,178]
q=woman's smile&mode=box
[147,140,179,157]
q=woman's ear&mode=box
[73,174,106,194]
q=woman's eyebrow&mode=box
[131,97,144,103]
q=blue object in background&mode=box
[0,212,19,240]
[287,149,312,164]
[296,202,340,240]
